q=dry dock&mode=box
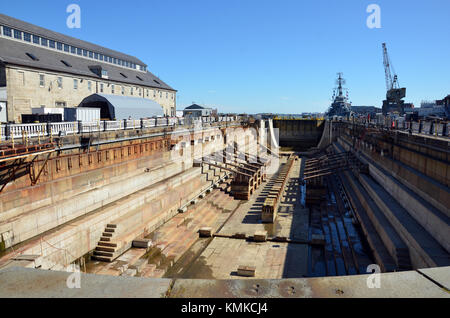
[0,117,449,297]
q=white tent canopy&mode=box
[78,93,164,120]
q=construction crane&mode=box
[382,43,406,115]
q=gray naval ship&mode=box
[326,73,352,117]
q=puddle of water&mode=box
[178,217,193,228]
[142,245,174,271]
[263,220,282,237]
[164,238,215,279]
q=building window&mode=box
[130,87,133,95]
[89,51,93,58]
[82,49,87,56]
[49,40,56,48]
[99,54,104,61]
[23,32,31,42]
[14,29,22,39]
[32,35,40,44]
[3,26,12,37]
[71,46,76,54]
[57,42,63,50]
[73,79,78,90]
[88,81,92,91]
[41,38,48,46]
[76,48,82,55]
[57,77,63,89]
[39,74,45,87]
[111,84,115,94]
[55,101,66,107]
[166,92,168,99]
[63,44,69,52]
[146,89,149,97]
[94,53,99,60]
[121,86,125,95]
[159,91,162,98]
[100,83,104,93]
[101,70,108,78]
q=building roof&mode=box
[0,14,145,66]
[79,93,164,120]
[0,37,175,91]
[184,104,210,110]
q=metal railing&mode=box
[0,116,239,141]
[344,117,449,137]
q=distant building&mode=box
[351,106,381,116]
[436,95,450,107]
[436,95,450,118]
[421,101,436,109]
[183,104,212,117]
[404,97,448,118]
[0,14,177,122]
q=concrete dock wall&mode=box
[0,125,260,268]
[0,266,448,298]
[273,119,325,150]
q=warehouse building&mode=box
[183,104,213,117]
[0,14,176,123]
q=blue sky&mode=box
[1,0,449,114]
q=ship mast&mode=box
[336,72,345,97]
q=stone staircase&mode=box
[91,168,233,263]
[91,224,121,262]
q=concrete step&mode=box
[98,241,118,247]
[95,246,116,253]
[93,250,114,257]
[91,255,113,262]
[337,137,450,252]
[359,173,450,268]
[100,236,111,242]
[102,232,113,237]
[345,172,412,270]
[340,171,398,272]
[105,228,115,233]
[106,224,117,229]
